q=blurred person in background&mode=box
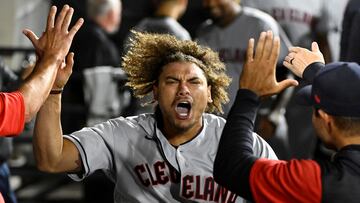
[64,0,122,134]
[241,0,338,159]
[196,0,293,159]
[341,0,360,62]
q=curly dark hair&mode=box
[122,31,231,114]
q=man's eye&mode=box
[190,80,201,84]
[166,80,177,84]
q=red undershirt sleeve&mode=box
[250,158,322,203]
[0,91,25,136]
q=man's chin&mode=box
[107,26,119,34]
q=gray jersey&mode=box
[124,17,191,54]
[241,0,332,48]
[65,113,277,202]
[133,16,191,40]
[196,7,284,117]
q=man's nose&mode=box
[177,83,190,96]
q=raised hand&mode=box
[22,5,83,63]
[240,31,298,98]
[52,52,74,90]
[283,42,325,78]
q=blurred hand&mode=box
[22,5,83,63]
[283,42,325,78]
[240,31,298,98]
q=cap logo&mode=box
[314,94,321,104]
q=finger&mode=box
[68,18,84,39]
[311,42,320,52]
[46,6,57,31]
[246,38,255,62]
[269,36,280,63]
[288,52,296,59]
[284,55,293,64]
[289,46,303,53]
[65,52,74,72]
[276,79,299,93]
[263,30,274,59]
[22,29,39,48]
[283,60,293,71]
[62,7,74,32]
[254,32,266,60]
[55,5,70,30]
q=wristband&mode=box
[50,89,63,94]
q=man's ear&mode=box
[318,109,334,133]
[318,109,330,122]
[207,85,213,103]
[153,85,159,101]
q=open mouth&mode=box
[175,102,192,119]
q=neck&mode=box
[155,4,182,20]
[161,119,203,147]
[336,135,360,150]
[218,3,241,27]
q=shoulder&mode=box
[203,113,226,130]
[109,113,156,132]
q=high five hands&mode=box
[240,31,299,98]
[22,5,84,90]
[283,42,325,78]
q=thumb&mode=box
[276,79,298,93]
[23,29,39,48]
[311,42,320,53]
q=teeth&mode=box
[176,101,191,118]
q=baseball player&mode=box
[196,0,289,117]
[196,0,293,159]
[241,0,336,159]
[242,0,332,59]
[32,29,277,202]
[214,31,360,202]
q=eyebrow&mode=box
[165,76,202,81]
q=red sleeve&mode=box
[0,91,25,137]
[249,158,322,203]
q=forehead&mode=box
[160,61,207,79]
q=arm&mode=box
[31,5,84,173]
[20,5,83,122]
[214,31,324,202]
[34,88,82,173]
[215,89,322,202]
[19,56,61,122]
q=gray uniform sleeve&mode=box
[64,120,117,181]
[251,132,278,160]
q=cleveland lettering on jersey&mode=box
[271,8,313,25]
[182,175,237,203]
[134,161,238,203]
[134,161,179,186]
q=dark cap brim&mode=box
[295,85,313,106]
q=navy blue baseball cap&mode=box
[296,62,360,117]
